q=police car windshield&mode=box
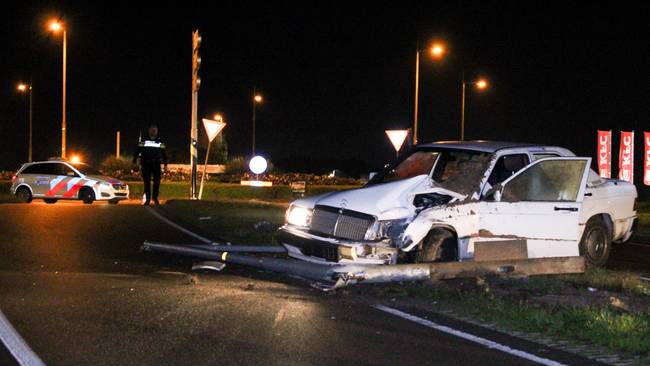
[72,163,102,176]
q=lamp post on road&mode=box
[48,20,67,159]
[413,42,446,145]
[17,83,33,162]
[252,88,263,155]
[460,78,488,141]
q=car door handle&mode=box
[554,206,578,212]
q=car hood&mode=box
[85,175,125,185]
[314,175,463,220]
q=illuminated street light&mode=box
[252,88,263,155]
[431,43,445,58]
[48,19,67,159]
[69,154,82,164]
[461,78,489,140]
[476,79,488,90]
[413,40,446,145]
[16,82,33,162]
[49,21,62,32]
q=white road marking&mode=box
[373,305,567,366]
[0,309,45,366]
[145,206,212,244]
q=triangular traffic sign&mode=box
[385,130,409,153]
[202,118,227,142]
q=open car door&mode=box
[476,157,591,259]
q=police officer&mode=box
[133,124,168,205]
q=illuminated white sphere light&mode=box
[249,156,268,175]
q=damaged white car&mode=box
[279,141,637,267]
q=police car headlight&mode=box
[286,206,312,228]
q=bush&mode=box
[225,156,249,174]
[99,156,134,178]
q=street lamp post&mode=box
[460,78,488,140]
[17,83,33,162]
[49,20,67,159]
[412,42,445,145]
[252,88,263,155]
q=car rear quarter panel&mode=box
[581,181,637,241]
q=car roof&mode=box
[416,140,563,153]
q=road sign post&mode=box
[198,117,226,199]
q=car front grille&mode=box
[309,205,375,241]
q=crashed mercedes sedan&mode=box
[279,141,638,267]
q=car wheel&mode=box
[579,217,611,267]
[80,188,95,204]
[44,198,58,204]
[108,199,119,205]
[15,187,32,203]
[415,228,458,263]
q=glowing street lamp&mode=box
[17,82,33,162]
[69,154,82,164]
[461,78,489,140]
[48,19,67,159]
[413,41,446,145]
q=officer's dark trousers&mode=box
[141,161,161,202]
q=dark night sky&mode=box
[1,2,649,180]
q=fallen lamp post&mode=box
[141,241,586,290]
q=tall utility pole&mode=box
[116,131,121,159]
[251,89,262,156]
[190,30,201,199]
[413,47,420,145]
[62,28,67,159]
[17,83,33,162]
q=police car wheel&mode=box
[80,188,95,204]
[15,187,32,203]
[44,198,58,204]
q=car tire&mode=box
[15,187,32,203]
[44,198,58,204]
[415,228,458,263]
[80,188,95,204]
[579,217,611,267]
[108,199,119,205]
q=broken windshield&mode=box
[368,148,491,195]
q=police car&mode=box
[10,159,130,204]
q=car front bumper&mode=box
[278,225,397,265]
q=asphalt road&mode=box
[0,201,641,365]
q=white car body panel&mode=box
[280,142,637,265]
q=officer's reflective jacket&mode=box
[133,138,168,164]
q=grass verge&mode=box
[362,269,650,358]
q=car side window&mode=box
[501,159,587,202]
[59,164,78,177]
[21,164,43,174]
[487,154,530,186]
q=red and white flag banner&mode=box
[597,130,611,178]
[644,132,650,186]
[618,131,634,183]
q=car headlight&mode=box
[286,206,312,228]
[365,218,410,243]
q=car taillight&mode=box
[11,175,16,182]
